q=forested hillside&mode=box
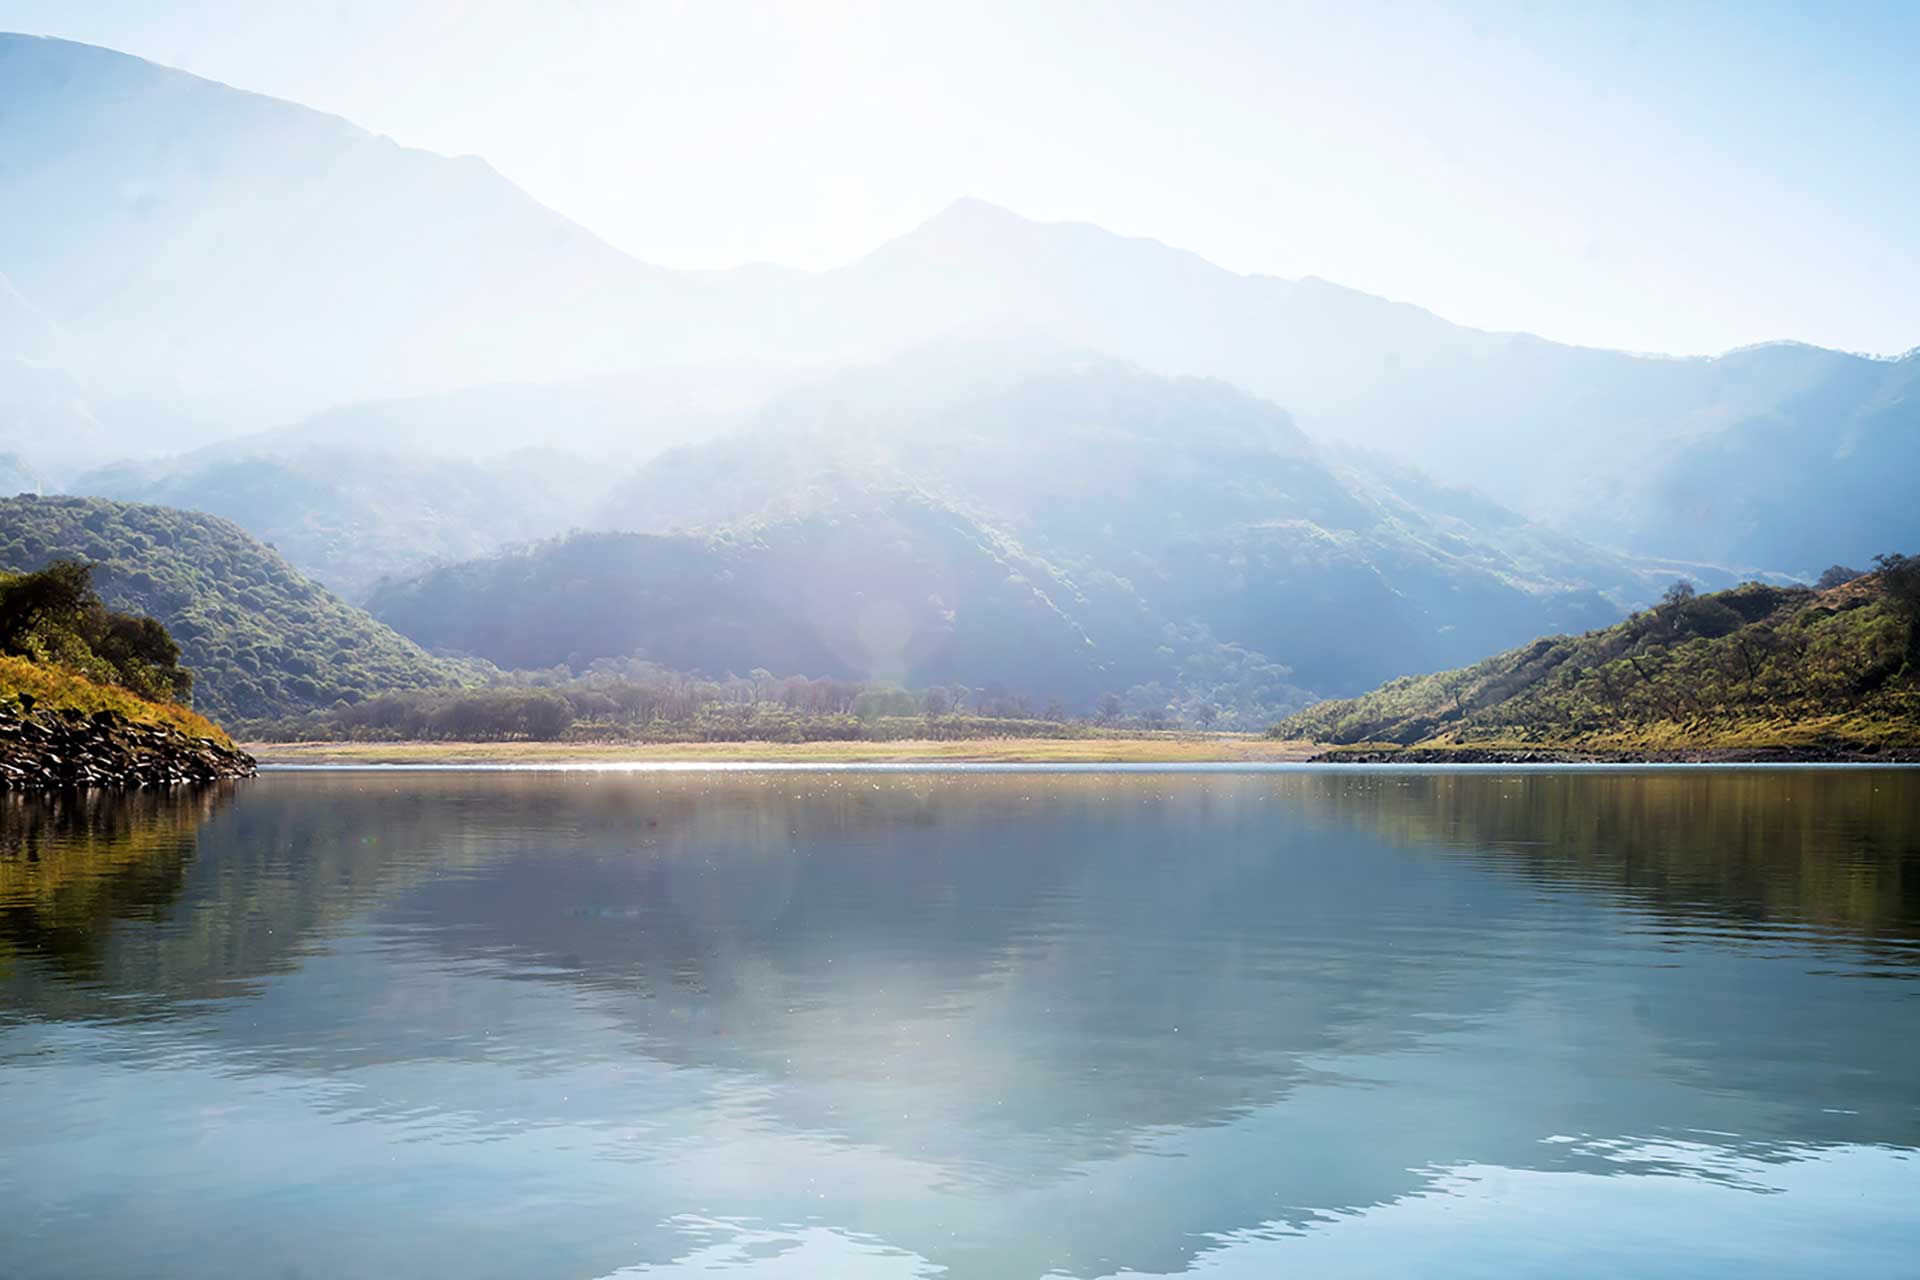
[1275,562,1920,754]
[0,497,473,719]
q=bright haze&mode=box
[3,0,1916,357]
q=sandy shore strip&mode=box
[248,736,1324,766]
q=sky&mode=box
[3,0,1916,357]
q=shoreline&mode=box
[247,736,1323,766]
[243,738,1920,767]
[4,706,256,788]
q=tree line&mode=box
[242,661,1187,743]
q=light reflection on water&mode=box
[0,769,1916,1278]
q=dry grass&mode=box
[0,654,234,746]
[250,735,1323,766]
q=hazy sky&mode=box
[4,0,1916,356]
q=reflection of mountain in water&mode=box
[2,771,1916,1279]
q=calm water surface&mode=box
[2,767,1917,1278]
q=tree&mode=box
[1661,580,1696,608]
[1875,553,1920,614]
[1874,552,1920,661]
[0,559,93,649]
[1815,565,1864,589]
[0,559,193,703]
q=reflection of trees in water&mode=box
[0,777,513,1014]
[0,784,235,982]
[1294,769,1920,949]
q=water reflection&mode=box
[0,784,236,987]
[1,769,1916,1278]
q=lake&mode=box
[2,766,1916,1278]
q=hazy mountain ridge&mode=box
[5,32,1913,581]
[365,351,1742,717]
[75,445,605,601]
[0,33,692,457]
[1584,350,1920,572]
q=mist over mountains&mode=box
[2,32,1913,719]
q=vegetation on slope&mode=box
[0,560,231,746]
[1274,558,1920,753]
[0,656,229,747]
[0,496,472,720]
[0,561,190,703]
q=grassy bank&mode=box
[250,735,1321,766]
[0,654,234,747]
[1275,574,1920,757]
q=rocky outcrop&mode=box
[0,705,256,789]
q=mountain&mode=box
[803,201,1918,574]
[367,492,1124,707]
[371,350,1739,718]
[64,362,818,596]
[1275,567,1920,756]
[73,445,600,601]
[265,364,802,461]
[7,34,1912,576]
[0,496,474,719]
[592,348,1727,691]
[1581,351,1920,573]
[0,33,706,459]
[0,450,39,495]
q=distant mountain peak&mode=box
[930,195,1025,224]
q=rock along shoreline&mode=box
[0,705,257,789]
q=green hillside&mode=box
[1274,564,1920,755]
[0,496,474,720]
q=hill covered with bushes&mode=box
[1274,559,1920,756]
[0,560,226,743]
[0,560,256,785]
[0,496,474,720]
